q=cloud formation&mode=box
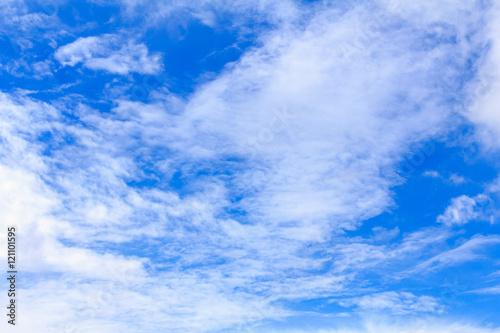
[0,0,499,332]
[437,194,489,226]
[55,34,163,74]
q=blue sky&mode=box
[1,0,500,332]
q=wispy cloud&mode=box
[466,1,500,151]
[337,291,442,315]
[1,0,500,332]
[406,235,500,275]
[264,319,500,333]
[467,286,500,295]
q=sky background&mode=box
[1,0,500,332]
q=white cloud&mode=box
[264,318,500,333]
[166,0,479,232]
[422,171,468,186]
[55,34,163,75]
[1,0,500,332]
[0,0,57,34]
[337,291,441,315]
[1,58,54,79]
[406,235,500,275]
[0,84,498,330]
[115,0,302,29]
[0,90,298,332]
[423,170,441,178]
[372,226,400,242]
[467,286,500,295]
[448,174,467,185]
[466,1,500,150]
[437,194,489,226]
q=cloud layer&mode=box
[0,0,499,332]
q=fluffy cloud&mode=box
[55,34,163,75]
[437,194,489,226]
